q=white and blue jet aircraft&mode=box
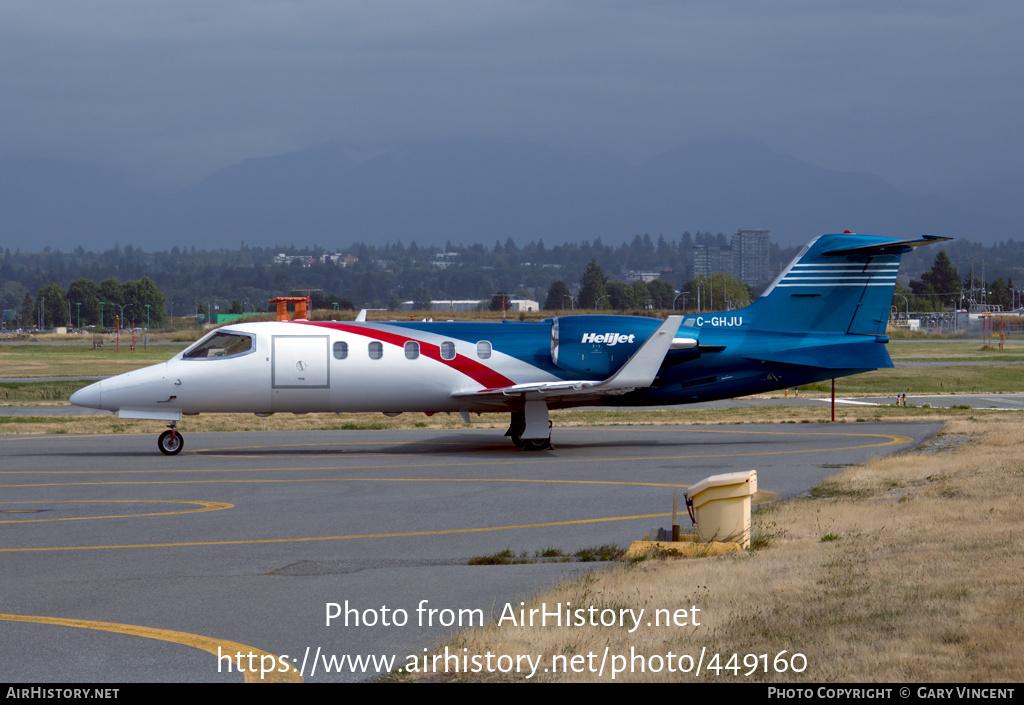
[71,232,948,454]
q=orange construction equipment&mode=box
[269,296,309,321]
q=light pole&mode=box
[114,303,130,352]
[76,302,81,330]
[595,294,609,310]
[894,293,909,319]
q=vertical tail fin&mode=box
[748,233,950,335]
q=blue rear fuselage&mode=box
[380,307,891,408]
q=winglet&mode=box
[597,315,683,389]
[355,309,368,322]
[450,315,683,403]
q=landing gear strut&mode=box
[158,422,184,455]
[505,403,553,451]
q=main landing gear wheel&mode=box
[509,423,525,448]
[521,437,553,451]
[158,429,184,455]
[507,415,553,451]
[506,410,526,448]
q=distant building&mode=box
[276,252,358,266]
[211,311,266,325]
[398,299,485,312]
[320,253,358,266]
[507,299,539,312]
[692,244,733,279]
[274,253,315,267]
[396,298,539,312]
[623,270,666,284]
[732,229,772,289]
[691,229,772,289]
[431,252,460,269]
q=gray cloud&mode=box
[1,1,1020,192]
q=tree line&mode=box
[896,251,1019,313]
[0,233,792,319]
[2,235,1022,327]
[543,259,754,312]
[11,276,166,330]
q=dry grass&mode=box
[393,416,1024,682]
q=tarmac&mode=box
[1,422,941,682]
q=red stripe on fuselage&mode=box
[297,321,516,389]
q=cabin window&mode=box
[333,341,348,359]
[368,341,383,360]
[183,332,254,359]
[476,341,492,359]
[440,341,456,360]
[404,341,420,359]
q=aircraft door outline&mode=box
[272,335,330,389]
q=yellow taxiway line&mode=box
[0,613,301,683]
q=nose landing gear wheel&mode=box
[158,429,184,455]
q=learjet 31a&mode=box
[70,232,948,454]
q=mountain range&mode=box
[1,138,1018,252]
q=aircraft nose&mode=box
[70,381,104,409]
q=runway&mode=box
[0,423,940,682]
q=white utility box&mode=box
[684,470,758,548]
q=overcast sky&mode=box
[2,1,1020,193]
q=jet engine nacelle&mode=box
[550,315,663,377]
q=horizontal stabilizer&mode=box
[745,342,892,370]
[823,234,952,257]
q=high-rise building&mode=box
[732,229,772,289]
[692,244,734,279]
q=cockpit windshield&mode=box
[182,331,254,359]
